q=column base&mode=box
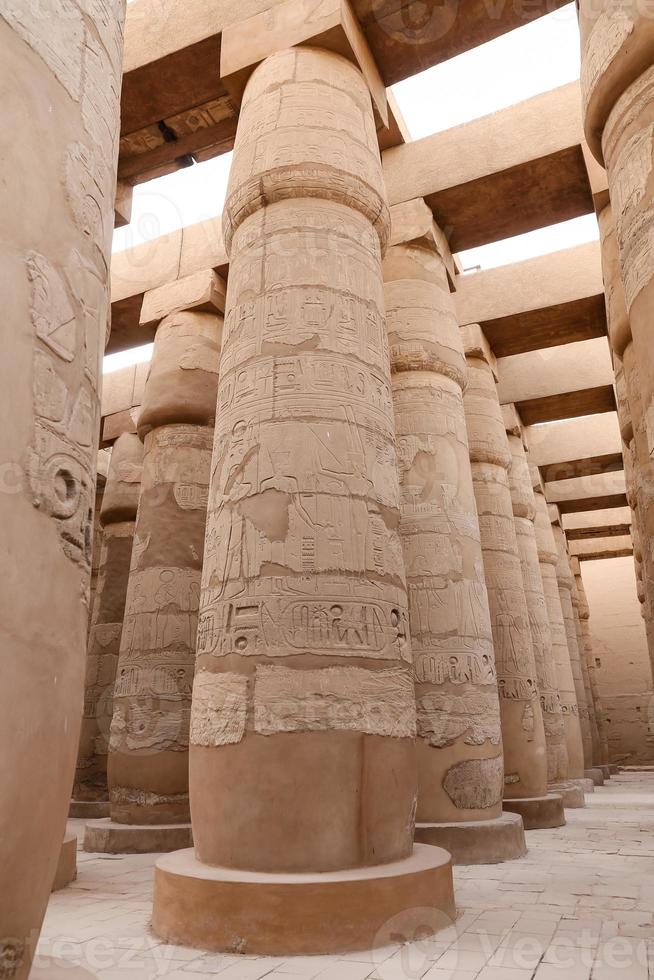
[502,794,565,830]
[415,812,526,864]
[608,764,619,774]
[69,800,110,819]
[585,768,605,786]
[549,781,586,808]
[52,833,77,892]
[84,818,192,854]
[152,844,455,955]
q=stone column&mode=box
[461,326,551,819]
[581,0,654,677]
[71,433,143,817]
[551,514,595,795]
[572,558,611,768]
[86,289,223,855]
[0,2,124,975]
[570,558,607,780]
[503,407,567,827]
[384,203,525,863]
[532,477,587,806]
[152,27,454,955]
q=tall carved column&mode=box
[152,26,454,955]
[86,285,223,855]
[503,408,566,827]
[581,0,654,676]
[0,2,125,975]
[572,558,611,767]
[550,514,595,794]
[570,560,607,781]
[71,433,143,817]
[461,325,550,821]
[384,203,524,863]
[532,478,587,807]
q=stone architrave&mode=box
[0,2,125,976]
[504,407,568,817]
[85,303,223,854]
[461,325,551,822]
[532,479,586,805]
[384,205,525,862]
[572,558,610,767]
[580,0,654,675]
[152,31,455,955]
[71,433,144,817]
[550,514,594,774]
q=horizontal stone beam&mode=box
[516,385,617,426]
[566,523,632,540]
[497,337,613,405]
[526,414,622,467]
[456,241,605,356]
[539,453,624,485]
[570,536,633,560]
[545,472,626,506]
[383,82,593,252]
[562,506,632,531]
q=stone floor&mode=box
[34,772,654,979]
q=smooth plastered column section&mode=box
[72,433,143,813]
[462,327,548,804]
[104,311,221,838]
[0,1,125,974]
[505,418,568,787]
[385,239,523,861]
[533,482,586,787]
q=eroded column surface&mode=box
[573,560,610,766]
[72,434,143,813]
[104,311,221,838]
[462,326,548,804]
[0,2,124,974]
[551,517,594,771]
[533,479,586,788]
[189,47,419,876]
[385,235,521,861]
[505,413,568,788]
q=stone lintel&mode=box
[115,180,133,228]
[102,407,141,446]
[460,323,498,380]
[563,507,632,532]
[139,269,227,329]
[388,199,456,290]
[220,0,388,127]
[570,536,634,560]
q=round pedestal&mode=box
[550,781,586,808]
[415,812,526,864]
[152,844,455,955]
[579,777,594,793]
[604,765,615,777]
[502,794,565,830]
[84,819,192,854]
[585,768,605,786]
[69,800,110,819]
[51,834,77,892]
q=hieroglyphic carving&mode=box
[253,664,416,737]
[417,690,502,747]
[443,756,504,810]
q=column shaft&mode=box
[533,491,585,780]
[385,243,503,825]
[0,1,124,973]
[192,47,415,875]
[463,329,548,800]
[506,428,568,785]
[107,312,221,827]
[73,433,143,805]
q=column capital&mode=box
[220,0,387,127]
[460,323,498,380]
[388,199,457,290]
[139,269,226,331]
